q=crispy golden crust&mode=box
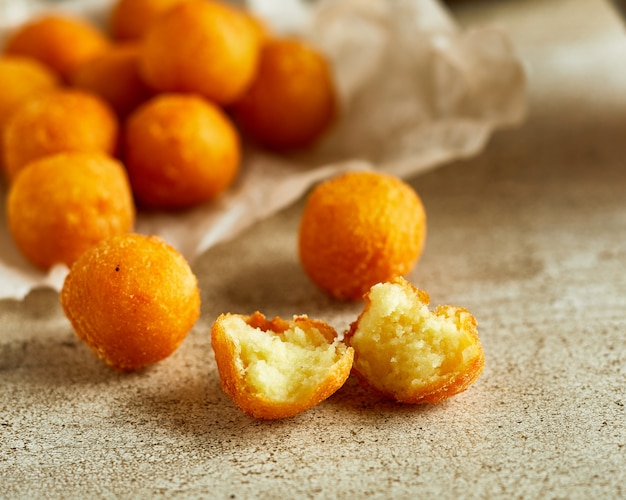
[61,233,200,371]
[345,277,485,404]
[211,312,354,419]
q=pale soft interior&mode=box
[352,282,480,394]
[221,316,346,403]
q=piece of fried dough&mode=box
[124,93,240,209]
[61,233,200,371]
[7,152,134,270]
[2,89,118,181]
[211,312,354,419]
[139,0,260,106]
[3,14,109,82]
[345,277,485,404]
[298,171,426,301]
[231,37,337,151]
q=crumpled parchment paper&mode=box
[0,0,527,300]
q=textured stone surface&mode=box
[2,0,626,498]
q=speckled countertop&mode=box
[2,0,626,498]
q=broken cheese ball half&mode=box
[345,277,485,404]
[211,312,354,419]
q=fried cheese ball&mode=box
[69,44,153,119]
[110,0,188,41]
[3,14,110,82]
[345,278,485,404]
[124,93,240,209]
[2,89,118,181]
[211,312,354,419]
[7,152,134,270]
[61,233,201,371]
[0,56,60,141]
[232,38,337,151]
[345,277,485,404]
[139,0,260,105]
[298,171,427,301]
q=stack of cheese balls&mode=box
[2,0,339,267]
[0,0,337,371]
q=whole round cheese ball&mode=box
[299,171,427,301]
[232,38,337,151]
[139,0,260,105]
[2,89,119,181]
[3,14,110,82]
[7,152,135,270]
[60,233,201,371]
[124,93,240,210]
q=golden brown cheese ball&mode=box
[298,171,427,301]
[211,311,354,419]
[110,0,188,41]
[0,56,60,142]
[7,152,134,270]
[2,89,119,181]
[232,37,337,151]
[139,0,260,105]
[345,277,485,404]
[69,43,153,119]
[61,233,200,371]
[124,93,240,210]
[3,14,110,82]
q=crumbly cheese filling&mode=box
[351,282,480,395]
[221,315,345,402]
